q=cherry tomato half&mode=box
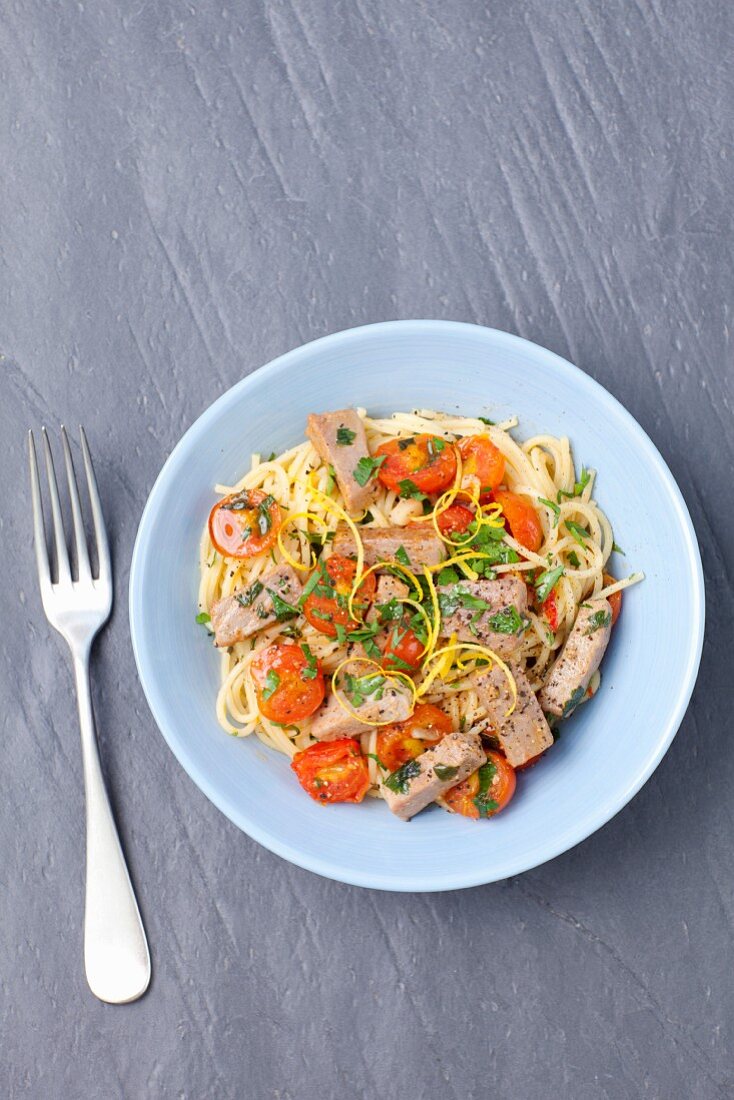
[302,555,377,638]
[375,435,457,495]
[493,490,543,553]
[209,488,281,559]
[291,738,370,804]
[602,572,622,625]
[541,588,559,633]
[381,621,425,672]
[437,503,475,537]
[458,435,505,498]
[443,751,516,819]
[377,703,453,773]
[251,643,325,724]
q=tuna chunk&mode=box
[366,574,411,623]
[209,565,303,647]
[382,732,486,821]
[306,409,377,513]
[332,523,445,568]
[310,674,413,741]
[472,662,553,767]
[539,597,613,717]
[439,576,528,656]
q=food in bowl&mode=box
[197,407,642,822]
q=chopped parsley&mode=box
[397,479,428,501]
[434,763,459,782]
[486,606,526,635]
[612,541,625,556]
[565,520,589,547]
[395,545,411,567]
[267,588,299,621]
[473,759,499,817]
[325,464,336,494]
[365,752,388,770]
[299,644,319,680]
[534,565,564,604]
[235,581,264,608]
[562,685,586,718]
[336,426,357,446]
[426,437,446,457]
[377,598,403,624]
[574,467,591,496]
[256,494,276,536]
[437,566,460,587]
[539,497,560,525]
[568,551,581,568]
[353,455,386,486]
[478,416,495,426]
[342,672,386,707]
[195,611,211,625]
[584,609,612,635]
[384,758,421,793]
[261,670,280,701]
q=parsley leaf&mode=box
[437,566,460,587]
[397,478,427,500]
[574,467,590,496]
[325,464,336,494]
[434,763,459,782]
[257,494,276,536]
[299,644,319,680]
[562,685,586,718]
[539,497,560,526]
[395,545,411,567]
[336,426,356,446]
[235,581,264,608]
[261,670,280,701]
[584,609,612,635]
[535,566,564,604]
[568,551,581,568]
[612,541,625,556]
[195,611,211,625]
[478,416,495,426]
[267,588,299,621]
[487,606,526,634]
[353,455,386,486]
[473,759,499,817]
[384,759,421,793]
[565,521,589,547]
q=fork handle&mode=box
[73,653,151,1003]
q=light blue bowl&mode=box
[130,321,704,891]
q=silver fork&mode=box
[28,426,150,1004]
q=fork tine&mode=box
[79,426,110,582]
[28,430,52,592]
[60,426,92,581]
[41,427,72,585]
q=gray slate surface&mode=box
[2,1,732,1097]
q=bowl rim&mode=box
[129,319,705,891]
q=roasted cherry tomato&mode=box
[458,435,505,498]
[375,434,457,495]
[602,572,622,625]
[443,751,516,819]
[493,490,543,553]
[291,738,370,804]
[541,588,559,633]
[251,643,325,724]
[437,503,475,537]
[381,620,425,672]
[302,555,377,638]
[377,703,453,773]
[209,488,281,559]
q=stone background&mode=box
[2,1,732,1097]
